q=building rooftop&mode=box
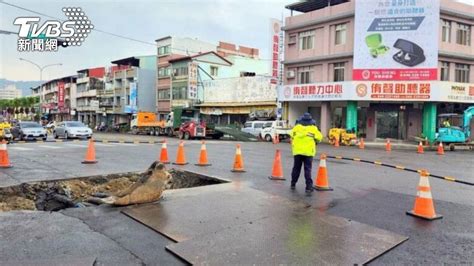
[286,0,349,13]
[168,51,232,65]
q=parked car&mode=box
[53,121,93,139]
[241,121,267,137]
[11,122,48,141]
[259,120,291,142]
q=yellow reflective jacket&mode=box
[290,124,323,157]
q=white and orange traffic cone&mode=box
[195,141,211,166]
[406,170,443,221]
[437,142,445,155]
[385,138,391,152]
[159,139,170,164]
[268,149,285,180]
[82,139,98,164]
[314,153,333,191]
[0,140,12,168]
[359,138,365,149]
[334,137,340,148]
[173,141,188,165]
[231,144,245,172]
[417,141,424,154]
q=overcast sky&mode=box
[1,0,472,81]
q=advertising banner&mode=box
[57,81,65,109]
[125,82,137,114]
[188,62,198,99]
[353,0,440,81]
[202,76,276,103]
[269,18,283,85]
[278,81,474,103]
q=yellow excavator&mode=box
[328,128,357,146]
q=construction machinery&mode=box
[166,107,223,140]
[328,128,357,146]
[436,106,474,151]
[131,112,166,135]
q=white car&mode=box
[53,121,93,139]
[259,120,291,142]
[241,121,268,137]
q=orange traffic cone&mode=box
[231,144,245,172]
[173,141,188,165]
[359,138,365,149]
[385,138,391,152]
[314,153,333,191]
[417,141,424,154]
[82,139,97,164]
[268,149,285,180]
[406,170,443,220]
[437,142,444,155]
[0,140,12,168]
[334,137,340,147]
[159,139,170,164]
[195,141,211,166]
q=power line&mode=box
[0,0,274,61]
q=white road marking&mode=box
[38,145,62,149]
[9,146,34,151]
[64,144,88,148]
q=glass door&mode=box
[376,111,399,139]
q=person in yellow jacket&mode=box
[290,113,323,194]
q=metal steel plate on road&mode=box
[123,184,407,264]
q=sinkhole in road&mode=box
[0,169,227,212]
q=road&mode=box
[0,133,473,264]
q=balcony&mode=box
[76,105,100,112]
[97,89,114,97]
[98,101,114,107]
[76,76,90,84]
[76,89,97,98]
[126,68,137,78]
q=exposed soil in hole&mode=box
[0,169,225,212]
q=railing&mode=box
[76,76,90,84]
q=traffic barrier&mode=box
[334,137,340,147]
[195,141,211,166]
[406,170,443,221]
[82,139,98,164]
[359,138,365,149]
[231,144,245,172]
[268,149,285,180]
[173,141,188,165]
[385,139,391,152]
[159,139,170,164]
[437,142,445,155]
[314,153,333,191]
[0,140,12,168]
[417,141,424,154]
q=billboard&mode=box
[125,82,137,113]
[269,18,283,85]
[202,76,276,103]
[188,62,198,99]
[353,0,440,81]
[57,81,65,109]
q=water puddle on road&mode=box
[0,169,226,212]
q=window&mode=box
[455,63,470,83]
[299,30,314,50]
[335,23,347,45]
[172,87,187,99]
[157,89,170,100]
[333,62,345,82]
[173,67,188,77]
[158,67,171,77]
[297,66,313,84]
[440,62,450,81]
[158,45,170,55]
[456,23,471,46]
[210,66,218,76]
[441,20,451,42]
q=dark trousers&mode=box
[291,155,313,189]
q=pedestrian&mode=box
[290,113,323,194]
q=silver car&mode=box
[53,121,93,139]
[11,122,48,141]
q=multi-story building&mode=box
[156,36,217,119]
[39,75,77,121]
[100,55,156,125]
[0,84,22,99]
[76,67,105,127]
[280,0,474,142]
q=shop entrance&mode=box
[375,110,407,139]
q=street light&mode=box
[19,58,62,81]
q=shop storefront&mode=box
[279,81,474,142]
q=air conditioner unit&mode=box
[286,70,295,78]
